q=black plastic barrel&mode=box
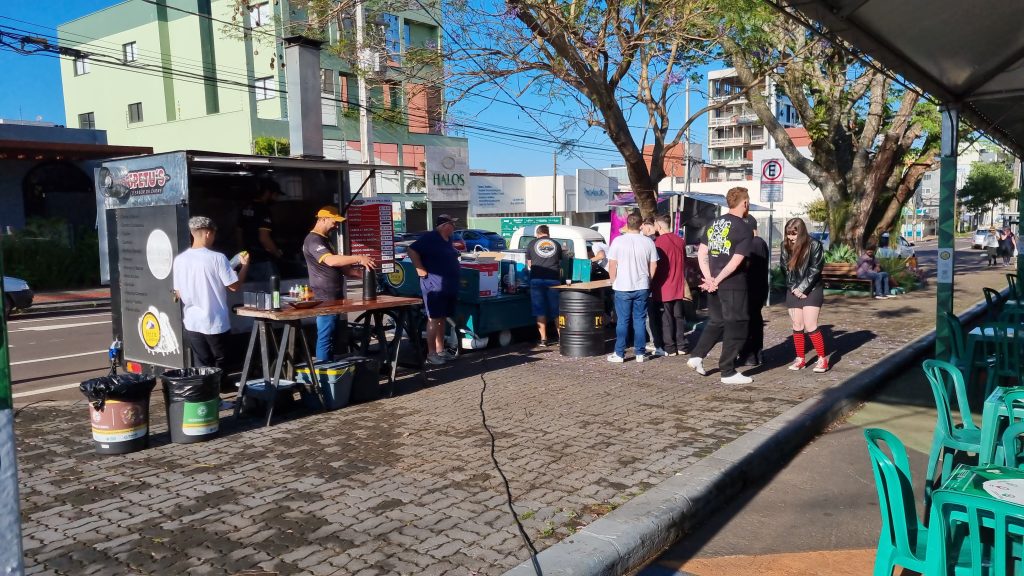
[558,289,607,357]
[80,374,157,455]
[160,367,222,444]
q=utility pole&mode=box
[552,151,558,217]
[355,0,377,197]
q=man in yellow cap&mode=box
[302,206,376,361]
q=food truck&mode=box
[97,150,404,376]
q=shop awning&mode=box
[784,0,1024,155]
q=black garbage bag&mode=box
[79,374,157,410]
[160,367,222,403]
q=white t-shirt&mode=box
[607,233,659,291]
[172,247,238,334]
[591,241,609,270]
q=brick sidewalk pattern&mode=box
[32,288,110,304]
[14,260,1008,575]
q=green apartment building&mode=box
[58,0,468,207]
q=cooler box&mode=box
[295,360,355,411]
[459,262,500,301]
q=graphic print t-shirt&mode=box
[302,231,344,300]
[526,237,563,281]
[702,213,753,290]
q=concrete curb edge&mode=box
[503,297,990,576]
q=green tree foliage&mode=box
[804,198,828,225]
[959,162,1017,225]
[253,137,290,156]
[721,2,945,250]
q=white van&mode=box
[590,222,611,244]
[509,224,606,260]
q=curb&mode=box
[503,297,990,576]
[13,299,110,317]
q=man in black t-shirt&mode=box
[526,225,564,346]
[687,187,754,384]
[301,206,376,361]
[239,179,284,281]
[737,215,769,367]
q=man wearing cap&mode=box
[238,178,284,281]
[408,214,461,365]
[302,206,376,361]
[173,216,250,377]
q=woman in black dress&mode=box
[780,218,828,373]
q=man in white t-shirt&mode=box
[606,212,658,363]
[172,216,250,375]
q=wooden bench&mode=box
[821,263,874,293]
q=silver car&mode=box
[972,228,988,249]
[3,276,33,316]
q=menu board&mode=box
[347,197,396,274]
[116,205,185,368]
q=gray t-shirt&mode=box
[607,233,659,291]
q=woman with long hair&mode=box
[780,218,828,372]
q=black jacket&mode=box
[781,238,824,294]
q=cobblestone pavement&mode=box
[14,257,1009,575]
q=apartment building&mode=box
[58,0,468,198]
[706,67,800,181]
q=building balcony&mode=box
[709,136,748,147]
[709,93,748,104]
[709,113,762,128]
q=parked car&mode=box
[878,236,916,259]
[453,229,507,252]
[810,231,831,251]
[394,230,465,255]
[972,228,989,249]
[3,276,33,316]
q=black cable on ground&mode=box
[478,360,543,576]
[13,399,54,418]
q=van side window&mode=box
[518,235,536,249]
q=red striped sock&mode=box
[808,329,826,359]
[792,331,806,359]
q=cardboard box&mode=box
[460,261,501,299]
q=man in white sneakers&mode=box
[687,187,754,384]
[606,212,658,363]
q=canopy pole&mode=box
[0,236,26,575]
[936,104,959,360]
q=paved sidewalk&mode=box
[32,287,110,305]
[14,261,1006,575]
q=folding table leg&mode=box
[234,323,260,418]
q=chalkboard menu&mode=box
[347,198,396,274]
[117,205,185,369]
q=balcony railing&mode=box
[709,136,747,147]
[708,113,762,128]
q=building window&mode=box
[255,77,274,100]
[123,42,137,63]
[250,2,271,27]
[321,69,335,95]
[128,102,143,124]
[74,56,89,76]
[78,112,96,129]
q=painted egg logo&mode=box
[386,264,405,288]
[141,312,161,348]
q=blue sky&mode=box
[0,0,711,177]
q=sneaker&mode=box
[686,357,706,376]
[874,295,887,300]
[645,343,657,352]
[788,358,806,371]
[813,358,830,373]
[440,350,458,360]
[652,348,668,357]
[721,372,753,385]
[885,294,896,299]
[636,354,648,363]
[607,354,625,363]
[538,340,548,348]
[426,353,446,365]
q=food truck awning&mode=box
[681,191,771,212]
[784,0,1024,155]
[188,152,416,173]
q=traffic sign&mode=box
[760,159,784,203]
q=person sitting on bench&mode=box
[856,245,893,300]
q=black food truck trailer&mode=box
[97,150,406,377]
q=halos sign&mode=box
[575,169,612,213]
[426,146,470,201]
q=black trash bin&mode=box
[160,367,222,444]
[80,374,157,455]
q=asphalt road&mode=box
[8,310,114,406]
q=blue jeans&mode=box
[614,289,649,357]
[862,271,890,296]
[529,279,561,319]
[316,314,338,361]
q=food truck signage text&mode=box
[124,167,171,196]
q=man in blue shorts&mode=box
[526,225,563,346]
[408,214,461,365]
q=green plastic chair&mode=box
[922,360,981,511]
[978,322,1024,396]
[983,287,1005,321]
[997,306,1024,326]
[926,490,1024,575]
[995,390,1024,468]
[1008,273,1020,301]
[1000,421,1024,469]
[941,311,995,387]
[864,428,929,576]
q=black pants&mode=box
[185,329,229,379]
[653,300,689,355]
[691,288,749,377]
[739,292,766,362]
